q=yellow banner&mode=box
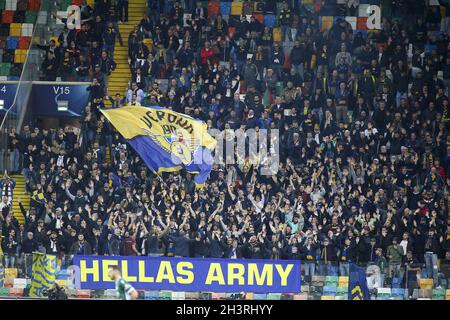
[100,106,217,153]
[29,253,57,298]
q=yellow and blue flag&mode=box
[348,263,370,300]
[29,252,57,297]
[100,106,217,186]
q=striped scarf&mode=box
[1,182,13,198]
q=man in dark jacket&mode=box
[70,233,92,255]
[319,238,337,275]
[41,51,59,81]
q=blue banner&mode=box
[30,82,90,117]
[73,256,302,293]
[0,82,18,113]
[348,264,370,300]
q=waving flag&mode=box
[348,263,370,300]
[100,106,217,187]
[29,253,57,298]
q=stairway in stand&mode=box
[11,175,30,225]
[107,0,147,103]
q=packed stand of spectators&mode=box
[38,0,121,84]
[1,0,450,297]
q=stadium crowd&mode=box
[1,0,450,296]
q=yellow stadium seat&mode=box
[55,280,68,288]
[418,278,434,289]
[231,2,243,15]
[273,27,282,42]
[5,268,18,279]
[321,295,335,300]
[245,292,254,300]
[9,23,23,37]
[446,289,450,300]
[321,16,334,31]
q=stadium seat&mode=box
[358,4,370,17]
[2,11,15,24]
[76,290,91,298]
[243,1,254,15]
[418,289,433,299]
[13,10,25,23]
[4,278,14,288]
[321,295,335,300]
[211,292,225,299]
[9,288,24,297]
[36,11,47,24]
[345,16,357,30]
[0,62,12,76]
[281,293,293,300]
[208,1,220,16]
[14,49,27,63]
[5,0,18,11]
[59,0,72,11]
[228,27,236,39]
[267,293,281,300]
[446,289,450,300]
[377,288,391,298]
[293,293,308,300]
[272,27,281,42]
[254,13,264,23]
[432,288,445,300]
[13,278,27,289]
[25,11,37,23]
[5,268,18,279]
[254,1,265,13]
[159,291,172,300]
[357,17,368,30]
[335,295,347,300]
[144,291,158,300]
[185,292,200,300]
[301,284,310,293]
[325,276,339,286]
[0,287,10,296]
[104,289,116,298]
[391,277,402,288]
[231,1,243,15]
[55,279,68,288]
[264,14,276,28]
[220,2,231,15]
[323,286,337,296]
[253,293,267,300]
[18,36,30,49]
[320,16,334,31]
[391,288,405,298]
[338,276,349,287]
[336,286,348,296]
[21,23,33,37]
[418,278,434,289]
[6,36,19,50]
[172,291,186,300]
[17,0,28,10]
[28,0,41,11]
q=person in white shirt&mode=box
[126,82,144,104]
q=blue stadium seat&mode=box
[391,288,405,298]
[323,286,337,296]
[6,36,19,50]
[220,2,231,15]
[264,14,276,28]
